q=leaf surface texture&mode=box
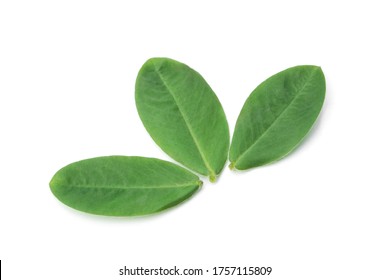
[135,58,229,181]
[230,65,326,170]
[50,156,201,216]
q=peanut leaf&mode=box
[50,156,202,216]
[135,58,229,182]
[230,65,326,170]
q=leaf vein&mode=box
[66,182,200,190]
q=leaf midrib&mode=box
[65,182,200,190]
[233,68,318,166]
[152,62,215,177]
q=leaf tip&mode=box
[229,162,235,170]
[198,180,204,188]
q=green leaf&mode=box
[135,58,229,182]
[229,65,326,170]
[50,156,202,216]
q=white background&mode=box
[1,0,389,279]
